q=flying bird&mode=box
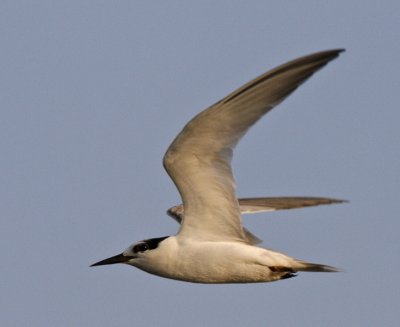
[91,49,345,283]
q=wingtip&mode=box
[310,48,345,62]
[334,48,346,53]
[317,48,346,62]
[306,197,349,205]
[314,197,349,207]
[332,198,349,204]
[333,48,346,57]
[325,48,346,55]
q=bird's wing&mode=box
[166,202,262,245]
[167,196,346,221]
[237,196,347,214]
[166,196,345,244]
[163,49,344,242]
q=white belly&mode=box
[129,236,297,283]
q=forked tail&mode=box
[295,260,340,272]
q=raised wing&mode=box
[163,49,344,242]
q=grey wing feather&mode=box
[238,197,347,213]
[166,196,346,244]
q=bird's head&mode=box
[91,236,169,267]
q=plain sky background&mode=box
[1,1,399,326]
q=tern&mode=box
[91,49,345,283]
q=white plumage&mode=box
[92,49,345,283]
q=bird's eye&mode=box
[133,243,149,253]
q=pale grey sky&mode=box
[1,1,399,326]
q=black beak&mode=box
[90,253,130,267]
